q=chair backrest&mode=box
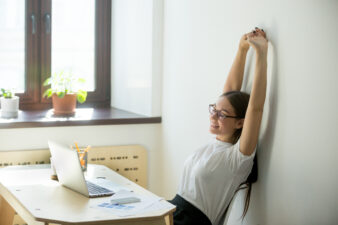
[0,145,148,188]
[221,192,237,225]
[220,184,248,225]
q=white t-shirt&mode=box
[177,138,256,225]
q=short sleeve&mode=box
[227,139,256,174]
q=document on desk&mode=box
[95,190,167,217]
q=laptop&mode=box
[48,140,114,198]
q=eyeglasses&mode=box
[208,104,241,120]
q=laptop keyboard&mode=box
[86,181,114,197]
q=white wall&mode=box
[111,0,163,116]
[161,0,338,224]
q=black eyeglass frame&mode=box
[208,104,242,120]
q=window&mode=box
[0,0,111,110]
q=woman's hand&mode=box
[247,28,268,54]
[239,33,250,51]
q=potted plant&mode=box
[0,89,19,118]
[43,71,87,116]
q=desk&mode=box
[0,164,175,225]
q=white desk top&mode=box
[0,164,175,224]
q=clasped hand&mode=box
[240,27,268,54]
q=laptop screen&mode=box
[48,140,90,197]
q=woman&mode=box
[169,27,268,225]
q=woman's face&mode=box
[209,96,243,142]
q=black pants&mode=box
[168,194,212,225]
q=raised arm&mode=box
[223,33,250,93]
[239,29,268,156]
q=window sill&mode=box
[0,108,161,129]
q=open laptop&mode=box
[48,140,114,198]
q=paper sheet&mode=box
[95,190,166,217]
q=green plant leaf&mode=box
[1,89,13,98]
[43,71,87,100]
[57,92,65,98]
[42,88,53,98]
[7,91,12,98]
[78,78,86,83]
[76,90,87,104]
[43,78,51,86]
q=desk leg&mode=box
[0,196,15,225]
[165,212,174,225]
[168,212,174,225]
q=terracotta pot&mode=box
[52,93,77,116]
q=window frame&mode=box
[18,0,111,110]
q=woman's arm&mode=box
[223,34,250,93]
[239,30,268,156]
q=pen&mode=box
[84,145,91,153]
[80,157,85,166]
[74,142,80,153]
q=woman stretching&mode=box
[169,27,268,225]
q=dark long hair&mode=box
[221,91,258,219]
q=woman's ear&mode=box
[235,118,245,129]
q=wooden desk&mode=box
[0,164,175,225]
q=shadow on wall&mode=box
[256,35,281,224]
[238,27,281,224]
